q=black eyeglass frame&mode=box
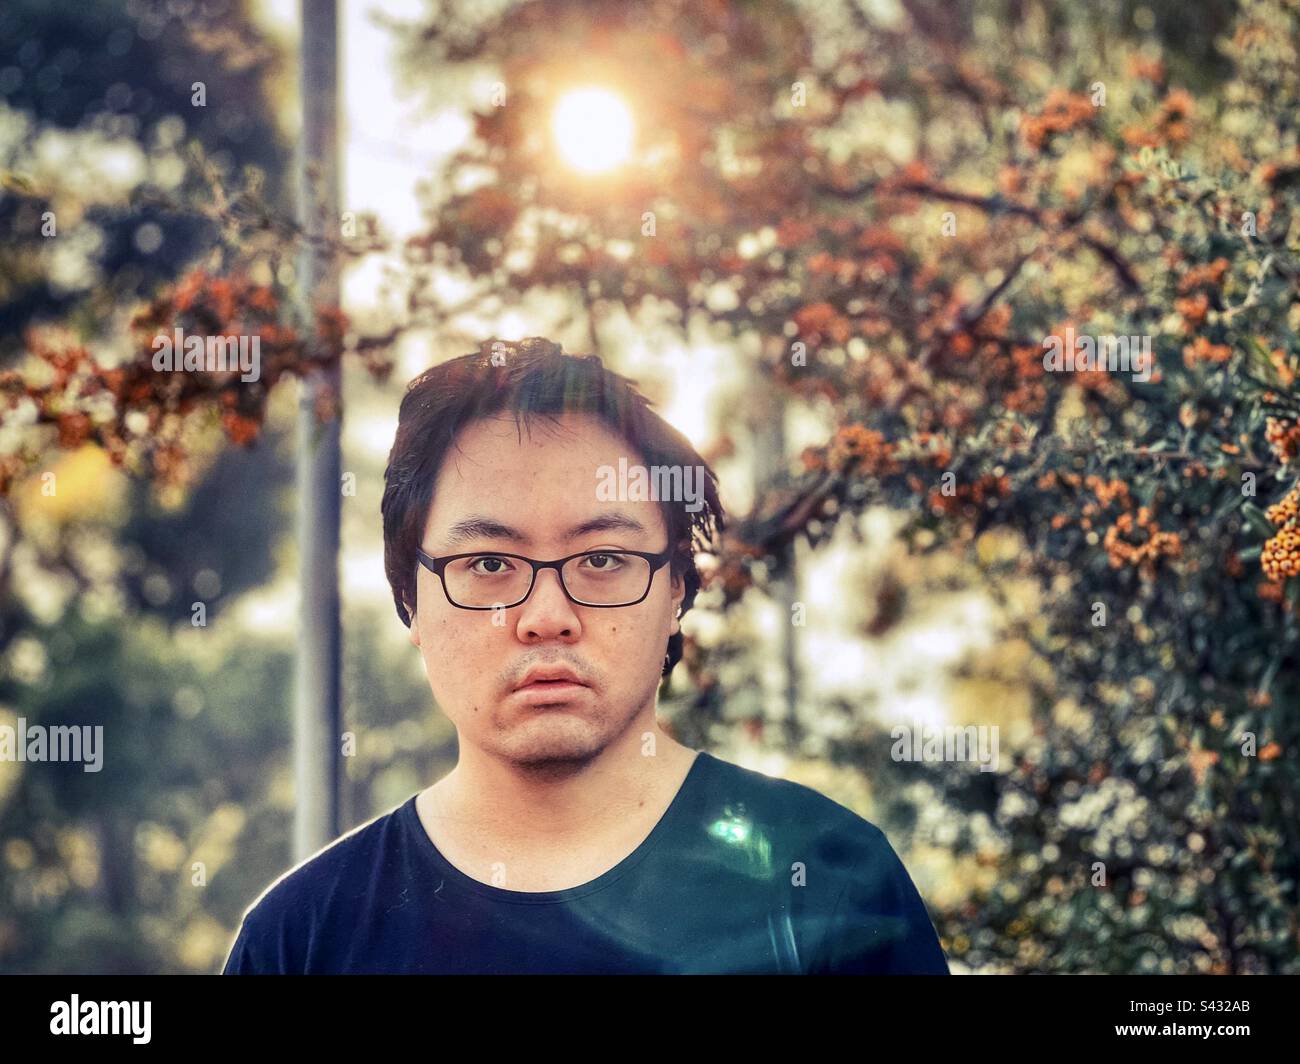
[415,546,676,610]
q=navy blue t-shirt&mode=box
[222,751,949,974]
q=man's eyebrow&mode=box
[440,512,651,549]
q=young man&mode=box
[223,337,949,975]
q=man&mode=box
[223,337,949,975]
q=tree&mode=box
[0,0,311,973]
[370,0,1299,973]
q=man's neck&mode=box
[415,735,699,892]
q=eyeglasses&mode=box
[416,546,675,610]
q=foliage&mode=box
[377,0,1300,972]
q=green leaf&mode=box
[1237,545,1263,562]
[1243,335,1276,381]
[1242,502,1276,538]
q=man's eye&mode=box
[469,556,513,575]
[584,553,624,570]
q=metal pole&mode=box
[293,0,341,861]
[752,381,801,745]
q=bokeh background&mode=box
[1,0,1298,974]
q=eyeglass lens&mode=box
[443,552,653,607]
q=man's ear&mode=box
[669,570,685,636]
[406,598,421,648]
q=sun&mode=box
[551,87,634,174]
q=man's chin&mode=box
[498,719,610,771]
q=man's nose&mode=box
[517,567,581,637]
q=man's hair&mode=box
[381,337,726,677]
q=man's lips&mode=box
[511,679,590,705]
[514,666,588,690]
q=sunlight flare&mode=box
[551,87,634,174]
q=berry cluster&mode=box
[1261,526,1300,582]
[826,424,898,476]
[1266,417,1300,464]
[1103,505,1183,579]
[1020,89,1097,151]
[1262,483,1300,582]
[1183,336,1233,368]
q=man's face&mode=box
[408,412,686,769]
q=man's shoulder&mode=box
[700,752,891,855]
[236,797,411,932]
[223,797,418,973]
[700,753,947,974]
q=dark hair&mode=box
[382,337,726,677]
